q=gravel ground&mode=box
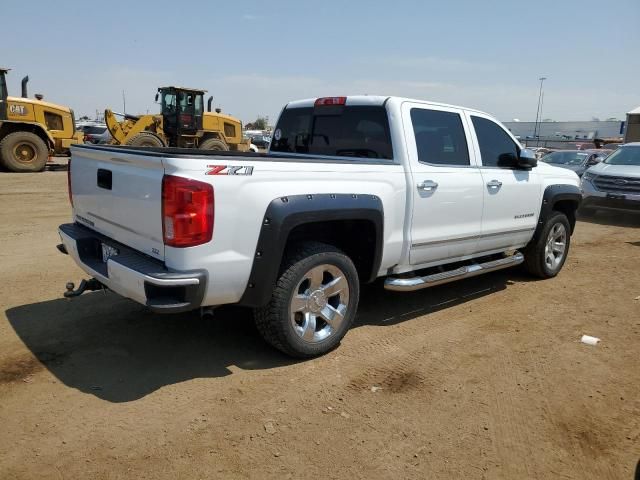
[0,166,639,479]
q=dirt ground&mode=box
[0,164,638,480]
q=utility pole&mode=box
[533,77,546,147]
[122,90,126,115]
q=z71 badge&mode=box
[205,165,254,176]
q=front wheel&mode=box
[198,138,229,151]
[0,131,49,172]
[523,211,571,278]
[124,132,165,147]
[254,242,360,358]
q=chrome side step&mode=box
[384,252,524,292]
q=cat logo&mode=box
[9,104,28,116]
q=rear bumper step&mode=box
[58,223,207,313]
[384,252,524,292]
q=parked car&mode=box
[580,143,640,214]
[77,124,112,144]
[529,147,554,160]
[249,134,271,149]
[540,150,602,177]
[58,95,581,357]
[603,143,622,151]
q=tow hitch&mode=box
[64,278,104,298]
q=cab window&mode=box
[471,116,519,168]
[410,108,470,166]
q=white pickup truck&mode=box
[59,95,581,357]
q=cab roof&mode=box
[158,86,206,94]
[285,95,491,116]
[0,67,10,73]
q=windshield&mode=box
[161,92,177,115]
[603,146,640,166]
[543,151,588,165]
[270,105,393,160]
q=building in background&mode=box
[624,106,640,143]
[503,120,624,141]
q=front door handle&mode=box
[486,179,503,188]
[417,180,438,191]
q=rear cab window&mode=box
[270,103,393,160]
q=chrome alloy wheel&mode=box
[545,222,567,270]
[289,264,350,343]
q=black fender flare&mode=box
[532,184,582,242]
[238,193,384,307]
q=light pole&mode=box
[533,77,546,147]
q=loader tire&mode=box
[199,138,229,151]
[0,131,48,172]
[124,132,165,147]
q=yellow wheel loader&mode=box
[105,86,250,151]
[0,68,83,172]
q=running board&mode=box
[384,252,524,292]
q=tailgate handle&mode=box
[97,169,112,190]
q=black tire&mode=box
[124,132,165,147]
[522,211,571,278]
[254,242,360,358]
[199,138,229,151]
[0,131,48,172]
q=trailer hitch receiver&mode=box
[64,278,104,298]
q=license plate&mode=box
[101,243,119,263]
[606,193,626,200]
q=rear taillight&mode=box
[315,96,346,106]
[162,175,214,248]
[67,157,73,206]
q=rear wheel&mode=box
[124,132,165,147]
[0,131,48,172]
[199,138,229,151]
[523,211,571,278]
[254,242,360,358]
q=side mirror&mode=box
[586,157,600,166]
[517,149,538,169]
[154,93,159,102]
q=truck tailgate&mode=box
[69,145,165,261]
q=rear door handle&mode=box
[486,179,502,188]
[417,180,438,191]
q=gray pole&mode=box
[533,77,546,147]
[122,90,126,115]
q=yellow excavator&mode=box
[0,67,83,172]
[105,86,250,151]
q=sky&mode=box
[2,0,639,124]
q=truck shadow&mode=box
[5,270,528,403]
[577,211,640,228]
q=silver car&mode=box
[77,124,112,144]
[541,150,602,177]
[580,143,640,214]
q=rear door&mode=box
[402,102,484,265]
[467,113,542,253]
[70,146,166,260]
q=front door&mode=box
[467,113,542,253]
[403,103,484,266]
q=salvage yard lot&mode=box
[0,166,638,479]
